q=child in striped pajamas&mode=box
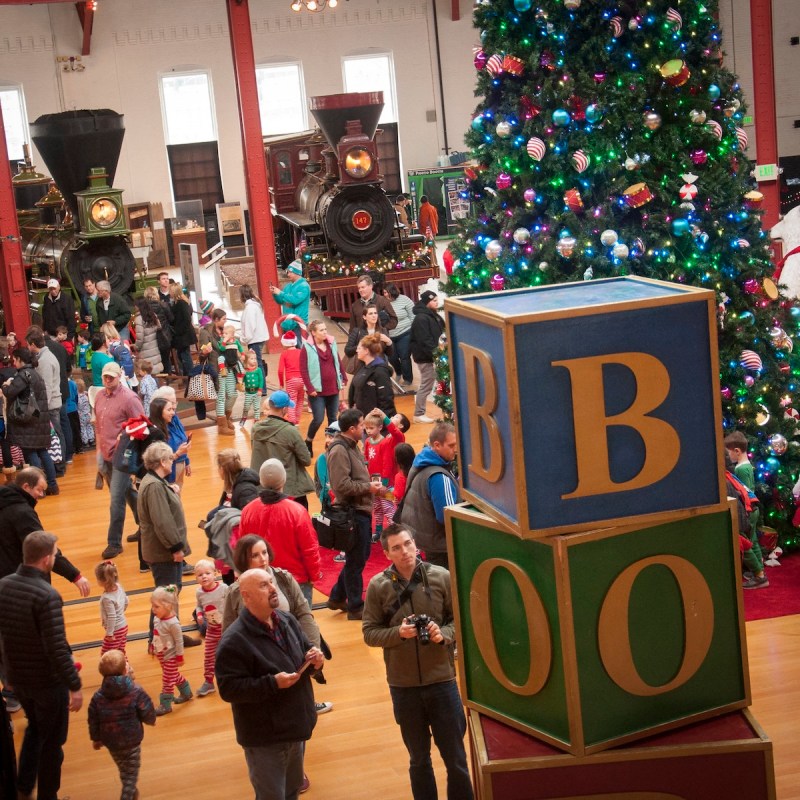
[88,650,156,800]
[96,560,129,655]
[216,324,244,420]
[240,349,264,426]
[151,585,193,716]
[193,560,229,696]
[278,330,305,425]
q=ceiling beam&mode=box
[451,0,460,21]
[75,2,94,56]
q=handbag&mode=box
[48,425,62,465]
[7,372,40,424]
[186,364,217,402]
[313,498,356,551]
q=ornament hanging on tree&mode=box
[628,16,641,31]
[769,434,789,455]
[672,218,690,236]
[538,261,549,271]
[526,136,546,161]
[513,227,531,244]
[613,242,630,259]
[567,95,586,121]
[744,190,764,210]
[724,99,741,117]
[496,121,513,138]
[689,109,707,125]
[624,156,640,171]
[740,350,763,371]
[706,120,723,139]
[564,0,581,9]
[485,53,504,76]
[540,50,556,71]
[485,240,503,260]
[519,95,542,120]
[556,236,577,258]
[513,0,532,11]
[659,59,690,87]
[585,104,604,124]
[679,173,699,201]
[666,7,682,29]
[600,229,619,247]
[571,149,590,172]
[552,109,571,127]
[623,182,654,208]
[583,266,593,280]
[490,273,506,291]
[523,188,537,203]
[564,188,584,212]
[473,47,487,71]
[502,55,525,76]
[735,127,748,150]
[707,84,721,101]
[610,16,624,37]
[643,111,662,130]
[496,173,512,190]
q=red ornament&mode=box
[502,55,525,76]
[490,273,506,291]
[690,149,708,166]
[519,95,542,120]
[564,188,584,212]
[473,47,487,71]
[539,50,556,71]
[679,183,698,201]
[568,95,586,121]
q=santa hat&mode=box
[281,331,298,347]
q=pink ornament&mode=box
[721,386,733,401]
[745,375,755,387]
[486,54,504,76]
[706,120,723,140]
[610,16,623,37]
[593,72,607,83]
[679,183,698,201]
[496,173,512,190]
[690,149,708,165]
[571,149,589,172]
[523,188,536,203]
[743,278,760,294]
[473,47,487,71]
[666,7,682,29]
[736,238,750,248]
[490,273,505,291]
[526,136,546,161]
[735,126,748,150]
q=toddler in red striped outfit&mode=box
[151,585,193,716]
[96,560,129,656]
[193,560,229,697]
[278,331,305,425]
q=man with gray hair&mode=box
[348,273,398,332]
[240,458,320,606]
[95,280,132,341]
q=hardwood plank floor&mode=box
[9,390,800,799]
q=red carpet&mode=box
[743,552,800,621]
[313,541,389,600]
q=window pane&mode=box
[161,73,215,145]
[256,63,307,136]
[342,55,396,124]
[0,88,27,161]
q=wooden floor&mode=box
[10,389,800,799]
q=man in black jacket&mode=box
[216,568,323,800]
[96,280,132,341]
[409,290,445,424]
[0,530,83,800]
[40,279,75,340]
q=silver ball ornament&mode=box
[513,227,531,244]
[769,433,788,455]
[612,242,630,259]
[496,121,513,138]
[600,229,619,247]
[485,240,503,260]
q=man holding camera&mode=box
[362,524,473,800]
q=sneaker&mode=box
[333,552,346,563]
[45,484,60,496]
[197,681,216,697]
[101,545,123,559]
[1,689,21,713]
[347,607,363,621]
[315,701,333,714]
[126,530,141,543]
[139,565,150,574]
[326,598,348,611]
[413,415,435,424]
[181,561,195,574]
[743,575,769,589]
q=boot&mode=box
[224,410,236,432]
[174,679,193,704]
[217,416,234,436]
[2,467,16,484]
[305,439,313,458]
[155,693,174,716]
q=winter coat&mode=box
[344,324,394,362]
[0,485,80,583]
[97,292,132,332]
[219,467,261,510]
[240,298,269,344]
[41,291,76,338]
[88,675,156,751]
[1,365,52,449]
[348,292,398,332]
[272,278,311,330]
[0,565,81,693]
[326,434,372,514]
[171,299,197,350]
[138,470,191,564]
[348,356,396,418]
[409,303,445,364]
[249,415,315,498]
[216,608,317,747]
[133,315,164,374]
[418,200,439,237]
[239,489,320,585]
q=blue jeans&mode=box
[329,510,371,611]
[60,405,73,461]
[248,342,268,390]
[24,447,57,487]
[389,680,473,800]
[105,461,138,549]
[148,560,184,639]
[243,740,304,800]
[298,581,313,608]
[307,393,340,441]
[389,330,413,383]
[177,346,194,377]
[17,684,70,800]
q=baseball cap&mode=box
[287,260,303,276]
[47,278,60,289]
[419,290,438,305]
[101,362,123,378]
[324,421,340,435]
[269,390,295,409]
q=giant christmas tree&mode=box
[440,0,800,548]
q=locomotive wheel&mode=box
[321,184,396,259]
[67,236,136,296]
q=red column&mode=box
[0,105,31,335]
[225,0,280,348]
[749,0,780,229]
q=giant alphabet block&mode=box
[469,709,776,800]
[446,503,750,756]
[444,276,726,537]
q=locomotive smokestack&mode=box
[309,92,384,150]
[30,109,126,225]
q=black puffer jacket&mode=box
[348,356,396,418]
[0,565,81,692]
[1,365,51,449]
[409,303,445,364]
[0,485,80,583]
[230,468,261,509]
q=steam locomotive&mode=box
[13,109,136,303]
[265,92,428,265]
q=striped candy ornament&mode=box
[571,149,589,172]
[735,127,748,150]
[527,136,546,161]
[485,53,504,76]
[736,238,750,248]
[502,55,525,76]
[666,7,682,29]
[610,16,624,37]
[740,350,763,372]
[706,120,723,140]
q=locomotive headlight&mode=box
[344,148,373,179]
[89,197,119,228]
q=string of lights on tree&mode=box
[301,244,435,278]
[437,0,800,548]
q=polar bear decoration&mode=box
[770,204,800,300]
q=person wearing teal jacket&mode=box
[270,261,310,333]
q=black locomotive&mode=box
[14,109,136,301]
[266,92,427,265]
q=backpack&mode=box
[112,416,164,477]
[109,341,135,378]
[204,507,241,568]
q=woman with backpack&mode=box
[1,348,58,494]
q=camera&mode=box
[406,613,431,645]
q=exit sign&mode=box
[742,115,754,125]
[755,163,778,181]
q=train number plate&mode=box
[352,210,373,231]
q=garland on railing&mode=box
[303,243,435,278]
